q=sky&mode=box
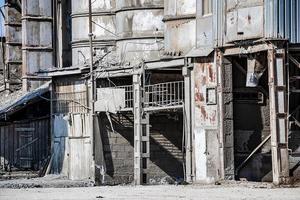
[0,0,4,36]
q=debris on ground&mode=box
[0,175,94,189]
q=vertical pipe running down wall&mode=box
[88,0,95,180]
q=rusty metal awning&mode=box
[224,44,272,56]
[145,58,185,69]
[185,47,214,58]
[0,81,51,118]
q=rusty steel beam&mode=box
[268,48,290,185]
[289,55,300,69]
[235,134,271,174]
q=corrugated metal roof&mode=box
[0,81,51,118]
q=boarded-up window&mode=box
[203,0,212,16]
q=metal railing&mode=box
[144,81,184,108]
[118,85,134,109]
[116,81,184,111]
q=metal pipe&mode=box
[89,0,95,113]
[53,0,57,68]
[88,0,96,179]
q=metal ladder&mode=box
[133,71,150,185]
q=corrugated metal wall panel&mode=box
[0,118,50,171]
[265,0,300,43]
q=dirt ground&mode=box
[0,184,300,200]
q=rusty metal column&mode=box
[268,48,290,185]
[133,68,142,185]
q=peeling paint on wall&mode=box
[194,59,217,128]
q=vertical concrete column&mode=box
[268,48,290,185]
[216,51,225,180]
[183,64,193,183]
[217,51,235,180]
[133,71,142,185]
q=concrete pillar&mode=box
[183,64,193,183]
[268,48,290,185]
[133,71,142,185]
[216,51,235,180]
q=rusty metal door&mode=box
[16,128,35,169]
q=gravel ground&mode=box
[0,175,93,189]
[0,184,300,200]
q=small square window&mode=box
[203,0,212,16]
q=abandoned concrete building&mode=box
[0,0,299,186]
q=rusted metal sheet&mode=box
[52,113,92,180]
[6,45,22,63]
[164,18,196,56]
[165,0,196,16]
[213,0,300,46]
[53,79,88,114]
[196,10,213,49]
[52,76,93,180]
[117,38,163,64]
[22,0,54,91]
[116,1,164,64]
[164,0,196,56]
[224,0,264,43]
[4,4,22,84]
[72,0,115,13]
[0,117,50,172]
[71,0,116,66]
[194,58,218,128]
[116,0,163,10]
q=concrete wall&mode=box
[193,56,221,183]
[97,113,134,185]
[97,112,183,185]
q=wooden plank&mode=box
[15,128,35,132]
